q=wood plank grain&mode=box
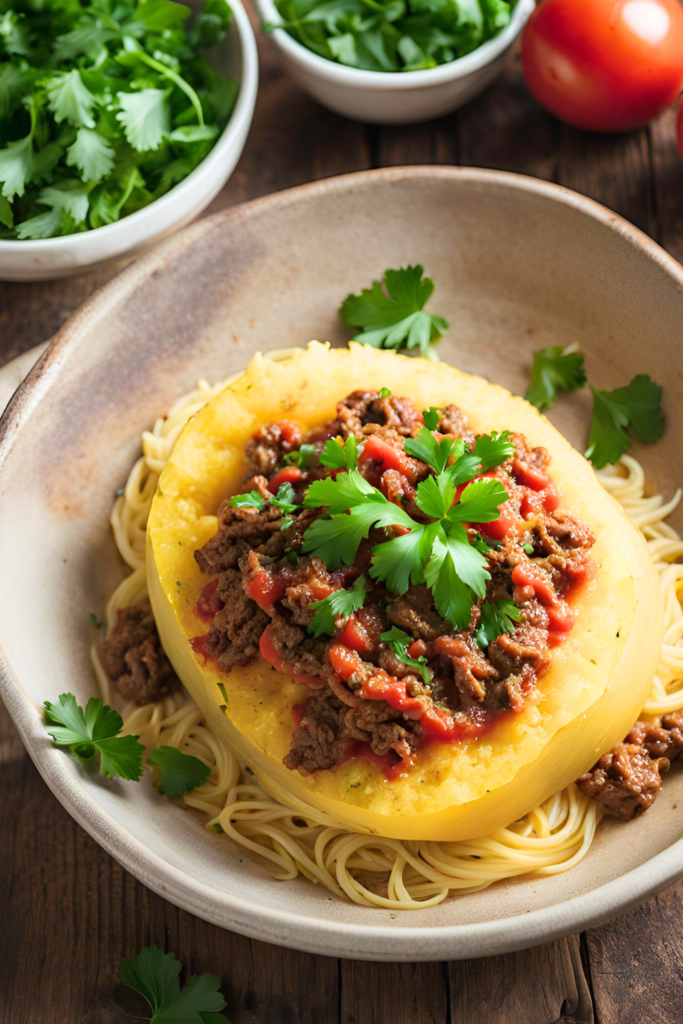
[649,107,683,264]
[448,937,594,1024]
[0,700,340,1024]
[340,959,449,1024]
[585,881,683,1024]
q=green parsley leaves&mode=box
[147,746,211,798]
[525,346,586,411]
[43,693,144,781]
[120,946,228,1023]
[475,599,522,649]
[381,627,433,686]
[340,266,449,356]
[0,0,235,240]
[229,490,265,509]
[308,575,367,637]
[526,347,664,468]
[230,484,300,527]
[320,435,362,471]
[302,428,510,629]
[266,0,514,74]
[585,375,664,470]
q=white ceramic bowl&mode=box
[1,168,683,960]
[0,0,258,282]
[254,0,534,124]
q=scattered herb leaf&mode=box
[526,346,586,411]
[119,945,228,1023]
[381,626,433,686]
[585,374,664,469]
[147,746,211,798]
[307,575,367,637]
[339,265,449,355]
[43,693,144,781]
[475,598,522,649]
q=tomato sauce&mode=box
[194,579,224,622]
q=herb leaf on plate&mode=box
[585,374,664,469]
[43,692,144,781]
[340,265,449,355]
[147,746,211,798]
[526,345,587,411]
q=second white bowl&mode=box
[255,0,534,124]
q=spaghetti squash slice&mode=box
[147,342,662,841]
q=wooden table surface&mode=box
[2,27,683,1024]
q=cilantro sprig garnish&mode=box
[475,599,522,650]
[283,443,317,469]
[147,746,211,798]
[525,346,587,412]
[0,0,235,240]
[585,375,664,469]
[320,435,363,471]
[43,693,144,781]
[230,483,300,529]
[381,627,433,686]
[302,426,510,630]
[120,946,228,1023]
[340,266,449,356]
[525,347,664,468]
[307,575,367,637]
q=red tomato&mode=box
[521,0,683,132]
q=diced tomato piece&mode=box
[547,600,574,633]
[360,435,422,483]
[259,626,325,689]
[268,465,303,493]
[360,671,424,719]
[512,562,556,606]
[246,570,288,613]
[292,700,309,727]
[479,503,515,541]
[273,420,300,446]
[190,633,213,660]
[542,484,561,512]
[337,615,374,657]
[512,459,551,491]
[194,579,224,622]
[328,643,361,683]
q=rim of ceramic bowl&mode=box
[0,0,258,257]
[3,166,683,960]
[255,0,534,90]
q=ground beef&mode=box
[337,390,422,437]
[438,404,474,444]
[511,433,550,475]
[487,623,550,682]
[101,604,179,705]
[343,701,422,760]
[269,614,329,678]
[281,557,347,627]
[283,690,345,774]
[387,586,450,641]
[201,569,269,673]
[434,635,498,703]
[628,712,683,761]
[576,743,670,819]
[245,420,301,477]
[195,502,283,574]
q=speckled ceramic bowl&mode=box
[1,167,682,960]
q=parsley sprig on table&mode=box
[0,0,236,239]
[266,0,514,73]
[340,266,449,356]
[120,946,229,1022]
[302,425,511,630]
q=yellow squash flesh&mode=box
[147,342,663,841]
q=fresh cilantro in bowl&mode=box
[265,0,516,72]
[0,0,237,240]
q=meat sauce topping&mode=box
[189,389,596,778]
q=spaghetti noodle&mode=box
[90,363,683,909]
